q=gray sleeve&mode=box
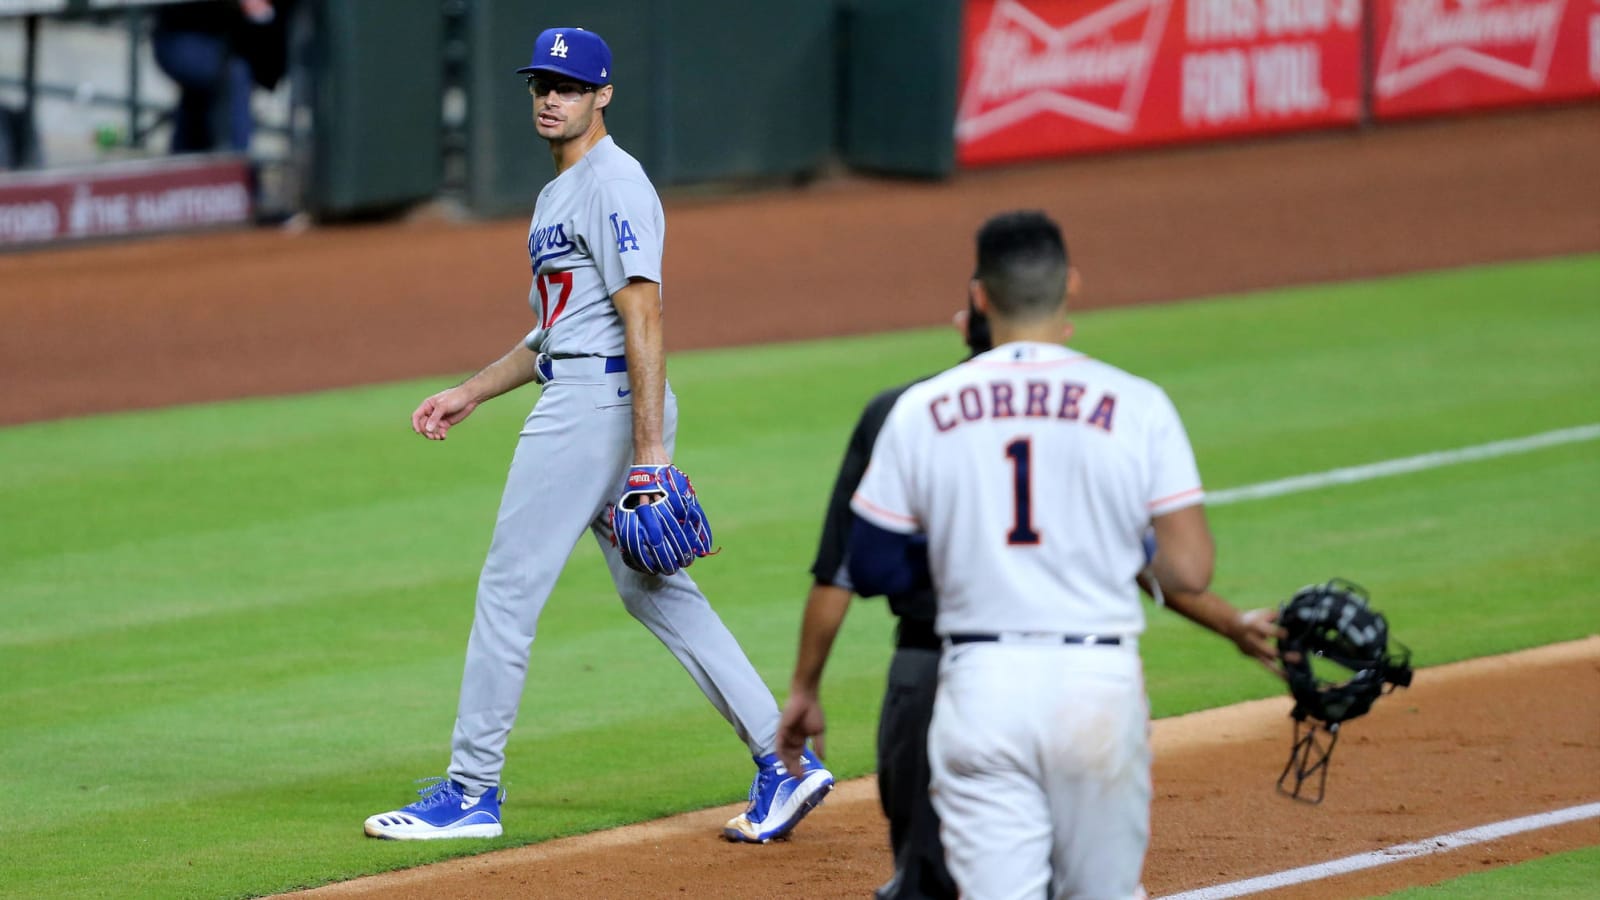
[589,178,664,295]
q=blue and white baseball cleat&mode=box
[723,748,834,843]
[363,777,504,840]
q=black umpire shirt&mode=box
[810,379,940,651]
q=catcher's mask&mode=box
[1275,578,1413,804]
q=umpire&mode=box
[777,299,992,900]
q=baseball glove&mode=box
[610,464,714,576]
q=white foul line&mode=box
[1160,426,1600,898]
[1160,801,1600,900]
[1207,424,1600,507]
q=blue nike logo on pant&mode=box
[617,388,632,398]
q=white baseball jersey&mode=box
[851,340,1204,637]
[523,135,664,356]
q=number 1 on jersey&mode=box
[1005,438,1041,545]
[536,271,573,330]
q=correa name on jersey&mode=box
[928,379,1117,434]
[528,222,576,269]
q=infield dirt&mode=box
[5,104,1597,898]
[283,639,1600,900]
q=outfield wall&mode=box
[945,0,1600,167]
[2,0,1595,235]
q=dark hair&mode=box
[974,211,1069,321]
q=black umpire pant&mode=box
[875,627,957,900]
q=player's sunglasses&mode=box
[527,76,596,102]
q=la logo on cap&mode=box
[550,33,569,58]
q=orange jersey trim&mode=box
[851,493,919,527]
[1148,486,1204,510]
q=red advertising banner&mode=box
[955,0,1366,166]
[1371,0,1600,118]
[0,156,252,248]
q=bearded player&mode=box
[847,210,1275,898]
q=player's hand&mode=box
[412,387,478,441]
[619,448,672,506]
[777,689,826,777]
[1232,607,1290,678]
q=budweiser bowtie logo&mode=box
[1376,0,1568,95]
[957,0,1172,140]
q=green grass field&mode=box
[1378,845,1600,898]
[3,255,1597,898]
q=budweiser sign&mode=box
[957,0,1174,139]
[1377,0,1568,95]
[955,1,1365,165]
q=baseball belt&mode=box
[534,353,628,385]
[946,632,1124,647]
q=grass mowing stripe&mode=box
[1208,425,1600,505]
[0,490,495,647]
[1145,439,1598,714]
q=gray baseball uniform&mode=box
[447,135,781,794]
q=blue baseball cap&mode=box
[516,28,612,85]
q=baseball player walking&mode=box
[847,211,1273,898]
[781,273,1280,899]
[363,26,832,843]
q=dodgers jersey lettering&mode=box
[524,135,664,356]
[852,341,1203,637]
